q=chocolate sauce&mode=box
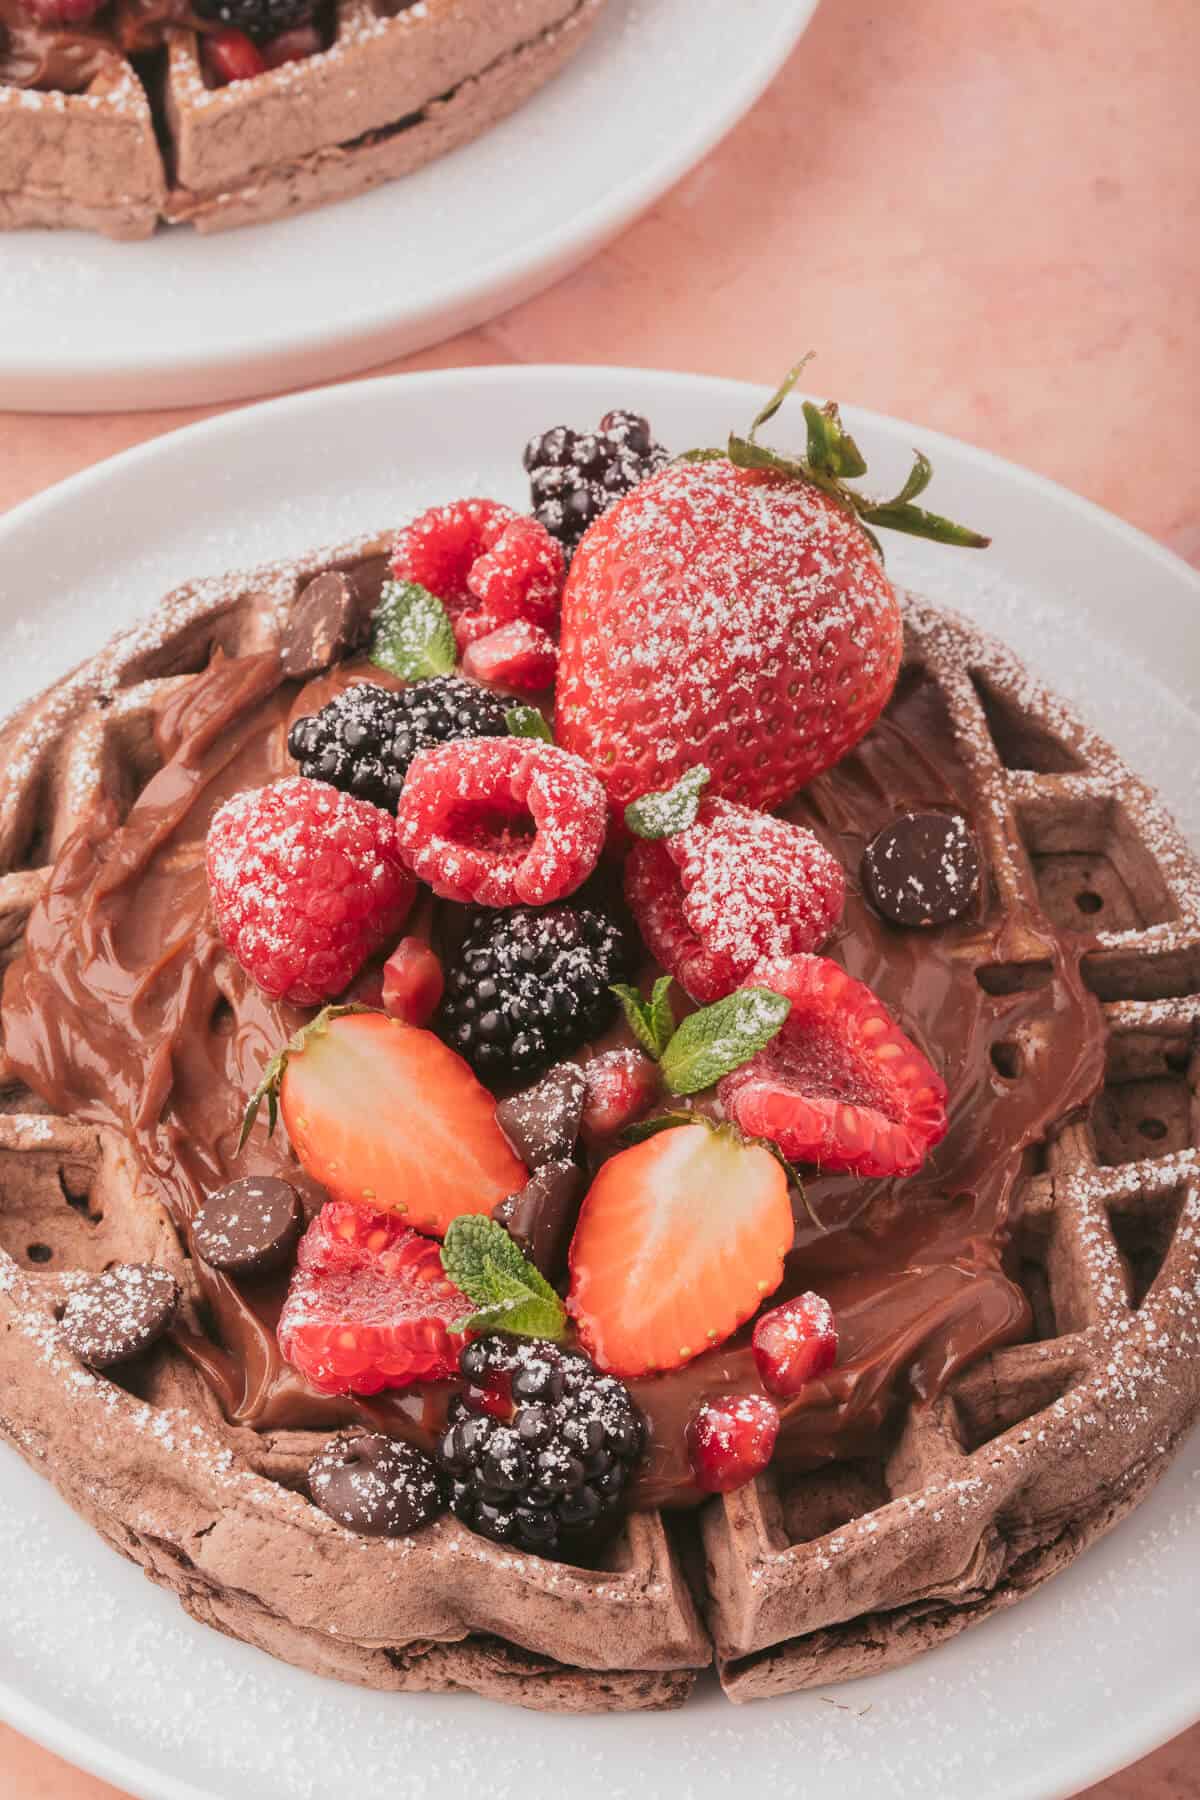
[0,0,202,92]
[1,578,1107,1508]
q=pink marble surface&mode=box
[0,0,1198,1793]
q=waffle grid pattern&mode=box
[1,0,603,239]
[0,551,1197,1710]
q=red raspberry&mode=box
[278,1202,468,1396]
[718,954,949,1177]
[686,1393,780,1494]
[202,26,266,83]
[625,799,844,1004]
[391,500,565,651]
[395,738,606,907]
[579,1048,661,1144]
[751,1292,838,1397]
[461,620,558,693]
[381,936,444,1027]
[206,776,416,1006]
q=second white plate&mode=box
[0,0,816,413]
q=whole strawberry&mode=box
[556,368,987,819]
[206,776,415,1006]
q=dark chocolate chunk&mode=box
[309,1431,446,1538]
[61,1264,180,1370]
[495,1065,586,1169]
[192,1176,304,1277]
[494,1159,585,1281]
[280,571,369,678]
[862,811,981,928]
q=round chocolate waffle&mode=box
[0,538,1197,1712]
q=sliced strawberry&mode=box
[718,955,949,1178]
[686,1393,780,1494]
[461,620,558,693]
[566,1121,792,1377]
[263,1010,526,1237]
[278,1201,467,1395]
[752,1291,837,1396]
[578,1048,661,1144]
[381,937,444,1027]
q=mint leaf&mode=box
[625,766,711,840]
[370,580,457,680]
[440,1214,566,1342]
[505,704,553,743]
[660,987,791,1096]
[612,974,676,1060]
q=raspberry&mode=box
[438,1337,643,1560]
[686,1393,780,1494]
[194,0,314,44]
[461,620,558,693]
[523,409,670,556]
[205,776,416,1006]
[288,677,510,812]
[395,737,607,908]
[438,905,629,1082]
[751,1292,838,1397]
[625,799,845,1003]
[391,500,565,651]
[278,1201,469,1396]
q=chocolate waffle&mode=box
[0,539,1197,1712]
[0,0,604,239]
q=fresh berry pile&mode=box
[439,1337,643,1558]
[194,0,315,45]
[287,677,510,812]
[199,376,988,1541]
[524,410,670,555]
[439,905,629,1081]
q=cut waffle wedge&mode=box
[1,0,605,239]
[0,542,1197,1713]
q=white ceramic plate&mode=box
[0,0,816,414]
[1,367,1198,1800]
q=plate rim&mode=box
[0,363,1197,1800]
[0,1,820,412]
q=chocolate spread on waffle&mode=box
[1,559,1108,1510]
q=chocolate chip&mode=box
[496,1065,586,1169]
[309,1432,446,1538]
[494,1159,585,1281]
[862,810,981,928]
[61,1264,180,1370]
[192,1177,304,1277]
[280,571,369,678]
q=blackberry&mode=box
[287,677,510,812]
[439,1337,643,1560]
[522,408,670,556]
[438,905,629,1082]
[194,0,315,39]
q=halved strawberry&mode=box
[246,1010,526,1237]
[718,955,948,1178]
[278,1201,468,1395]
[566,1121,792,1377]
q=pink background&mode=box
[1,0,1197,1792]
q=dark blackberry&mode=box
[439,1337,643,1560]
[523,409,670,556]
[194,0,314,39]
[438,905,629,1082]
[287,677,510,812]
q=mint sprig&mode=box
[659,986,791,1096]
[625,766,711,840]
[370,580,457,680]
[505,704,553,744]
[678,357,990,554]
[441,1215,567,1341]
[612,974,676,1060]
